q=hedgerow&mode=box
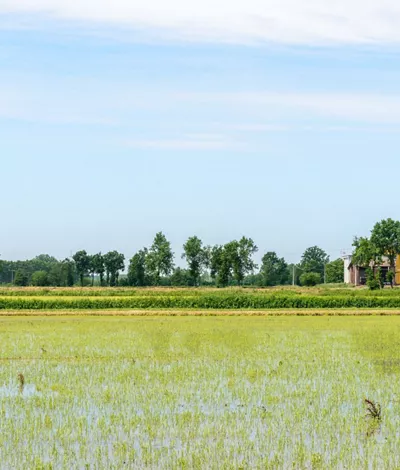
[1,294,400,309]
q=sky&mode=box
[1,1,400,265]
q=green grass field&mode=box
[1,316,400,468]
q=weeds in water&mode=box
[18,373,25,394]
[365,399,382,437]
[365,399,381,421]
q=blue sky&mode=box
[1,2,400,264]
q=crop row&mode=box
[2,287,400,297]
[2,295,400,309]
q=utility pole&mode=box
[292,265,296,286]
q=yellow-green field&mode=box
[1,316,400,468]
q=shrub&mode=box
[299,272,321,287]
[31,271,50,287]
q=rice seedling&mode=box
[0,315,399,468]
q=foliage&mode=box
[209,238,258,287]
[260,252,289,286]
[31,271,50,287]
[300,246,329,283]
[90,253,105,286]
[146,232,174,285]
[13,269,29,287]
[370,218,400,268]
[72,250,90,287]
[366,268,381,291]
[325,258,344,284]
[352,237,380,268]
[182,236,208,286]
[169,268,193,287]
[299,272,321,287]
[127,249,148,287]
[103,251,125,287]
[387,270,395,288]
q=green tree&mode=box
[61,258,75,286]
[325,258,345,284]
[128,249,148,287]
[299,272,321,287]
[209,245,231,287]
[31,270,50,286]
[352,237,380,268]
[170,267,192,286]
[370,218,400,271]
[146,232,174,285]
[90,253,105,286]
[14,269,29,286]
[72,250,90,287]
[104,251,125,287]
[300,246,329,283]
[260,252,289,286]
[182,236,208,286]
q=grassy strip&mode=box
[2,308,400,316]
[3,285,400,297]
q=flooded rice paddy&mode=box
[0,316,400,469]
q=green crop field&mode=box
[1,316,400,468]
[3,286,400,311]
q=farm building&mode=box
[343,254,400,286]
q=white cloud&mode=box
[125,134,236,150]
[2,80,400,125]
[2,0,400,45]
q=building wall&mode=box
[396,255,400,285]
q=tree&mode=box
[370,218,400,271]
[13,269,29,287]
[72,250,90,287]
[299,272,321,287]
[209,244,231,287]
[300,246,329,283]
[234,237,258,285]
[60,258,75,287]
[182,236,208,286]
[128,249,148,287]
[260,252,289,286]
[146,232,174,285]
[325,258,345,284]
[90,253,105,286]
[104,251,125,287]
[352,237,380,268]
[170,268,192,286]
[31,271,50,286]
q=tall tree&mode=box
[72,250,90,287]
[182,236,208,286]
[146,232,174,285]
[128,249,148,287]
[325,258,345,284]
[300,246,329,283]
[370,218,400,270]
[104,251,125,287]
[13,269,29,286]
[91,253,105,286]
[260,252,289,286]
[352,237,380,268]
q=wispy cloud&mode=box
[124,134,236,150]
[2,78,400,126]
[2,0,400,45]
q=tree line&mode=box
[0,232,345,287]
